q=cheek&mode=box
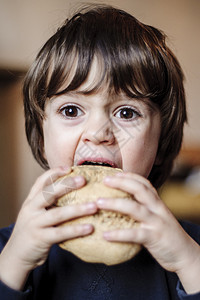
[43,123,79,168]
[121,128,160,176]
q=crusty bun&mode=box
[56,165,141,265]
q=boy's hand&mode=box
[0,167,97,291]
[97,172,200,294]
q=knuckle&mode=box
[47,226,66,243]
[42,191,53,203]
[135,226,148,243]
[73,224,83,235]
[59,176,77,191]
[53,224,82,240]
[52,226,64,239]
[34,174,44,186]
[45,207,63,224]
[139,205,148,218]
[76,204,87,215]
[141,182,149,192]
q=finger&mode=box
[116,172,154,189]
[103,226,148,244]
[104,172,157,199]
[44,223,94,245]
[29,167,71,199]
[97,197,153,223]
[39,202,98,227]
[34,175,86,209]
[103,173,160,211]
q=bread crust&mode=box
[56,165,141,265]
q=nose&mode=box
[82,115,115,145]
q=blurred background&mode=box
[0,0,200,228]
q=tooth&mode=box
[81,161,112,167]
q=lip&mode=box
[77,157,118,168]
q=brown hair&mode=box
[23,5,187,188]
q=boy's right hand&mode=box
[0,167,97,291]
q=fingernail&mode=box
[74,176,84,184]
[103,232,111,240]
[82,224,93,233]
[104,176,112,182]
[97,198,105,206]
[85,202,97,211]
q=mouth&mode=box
[77,158,117,168]
[81,161,113,167]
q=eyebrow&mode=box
[50,89,159,114]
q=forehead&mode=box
[47,50,159,115]
[73,55,107,94]
[47,57,158,116]
[71,60,158,113]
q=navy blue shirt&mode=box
[0,221,200,299]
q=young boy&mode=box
[0,4,200,299]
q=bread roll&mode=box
[56,165,141,265]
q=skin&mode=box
[0,66,200,294]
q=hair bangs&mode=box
[45,7,170,102]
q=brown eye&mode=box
[60,105,83,118]
[115,107,140,120]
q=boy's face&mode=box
[43,93,160,179]
[43,65,161,178]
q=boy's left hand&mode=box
[97,172,200,294]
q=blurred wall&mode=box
[0,0,200,227]
[0,75,21,226]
